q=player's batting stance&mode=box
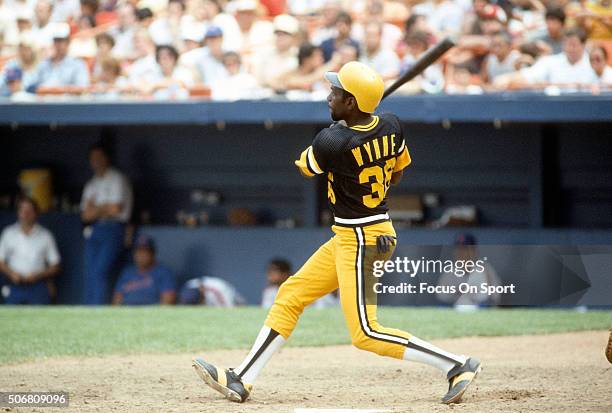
[193,62,481,404]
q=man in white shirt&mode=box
[251,14,299,90]
[0,196,60,304]
[109,3,138,59]
[227,0,274,57]
[359,22,400,81]
[126,28,159,85]
[80,143,133,305]
[495,28,597,89]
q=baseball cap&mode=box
[134,234,156,251]
[455,233,477,246]
[273,14,299,35]
[52,22,71,40]
[204,25,223,39]
[5,67,23,82]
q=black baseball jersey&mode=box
[295,113,411,225]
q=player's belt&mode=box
[334,213,390,227]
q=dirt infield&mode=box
[1,331,611,413]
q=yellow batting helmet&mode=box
[325,61,384,114]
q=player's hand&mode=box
[376,235,396,254]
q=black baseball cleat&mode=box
[192,358,252,403]
[441,357,482,404]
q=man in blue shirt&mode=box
[112,235,176,305]
[31,22,90,91]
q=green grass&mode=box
[0,306,610,364]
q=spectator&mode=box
[92,32,115,79]
[252,14,299,89]
[320,11,359,62]
[3,66,36,100]
[335,42,359,66]
[1,32,39,95]
[496,28,596,89]
[92,57,128,97]
[69,14,97,58]
[31,0,55,49]
[211,51,259,100]
[528,6,566,55]
[50,0,80,23]
[352,0,403,50]
[31,23,90,90]
[149,0,190,48]
[3,8,33,52]
[189,0,242,52]
[359,21,400,81]
[310,0,341,45]
[446,62,484,94]
[229,0,274,55]
[277,43,331,91]
[482,30,520,83]
[125,28,158,85]
[261,258,291,308]
[80,0,99,20]
[109,2,138,59]
[400,31,444,94]
[80,142,133,305]
[404,13,433,37]
[436,233,501,310]
[413,0,465,37]
[0,196,61,305]
[151,44,193,99]
[179,275,245,306]
[112,235,176,305]
[180,22,204,53]
[181,25,226,86]
[590,44,612,85]
[136,7,154,27]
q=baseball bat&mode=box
[381,36,457,100]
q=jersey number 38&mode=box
[359,158,396,208]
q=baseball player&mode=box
[193,62,481,405]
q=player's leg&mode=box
[194,237,339,402]
[335,222,480,403]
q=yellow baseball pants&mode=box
[264,221,411,360]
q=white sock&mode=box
[403,336,466,375]
[233,326,285,384]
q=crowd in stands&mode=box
[0,0,611,100]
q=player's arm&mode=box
[391,134,411,185]
[294,129,332,178]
